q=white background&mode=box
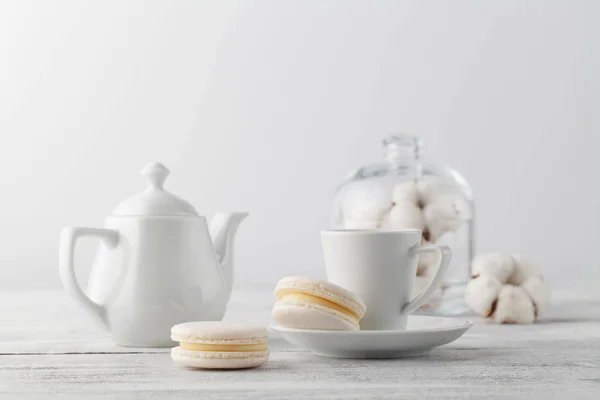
[1,0,598,292]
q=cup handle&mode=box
[400,244,452,315]
[59,227,118,329]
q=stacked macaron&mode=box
[171,322,269,369]
[171,277,367,370]
[272,276,367,330]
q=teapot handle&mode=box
[59,227,118,330]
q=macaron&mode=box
[171,322,269,369]
[272,276,367,330]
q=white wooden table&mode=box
[1,288,599,399]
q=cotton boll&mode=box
[393,179,449,206]
[448,195,472,220]
[380,201,425,230]
[465,275,503,317]
[422,195,470,241]
[492,285,535,324]
[521,276,550,317]
[468,252,549,324]
[391,181,419,204]
[471,253,515,283]
[509,254,543,285]
[415,178,452,205]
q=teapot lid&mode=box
[112,162,198,216]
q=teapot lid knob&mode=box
[112,162,198,216]
[141,162,169,190]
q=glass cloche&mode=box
[331,134,475,315]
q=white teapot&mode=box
[59,162,247,347]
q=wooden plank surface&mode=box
[0,290,599,399]
[0,288,274,354]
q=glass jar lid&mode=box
[112,162,198,216]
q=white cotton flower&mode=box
[521,276,550,316]
[471,253,515,283]
[422,194,470,241]
[392,179,470,243]
[415,178,452,205]
[393,178,454,205]
[509,254,543,285]
[492,285,535,324]
[380,200,425,230]
[465,274,503,317]
[391,181,420,204]
[465,252,551,324]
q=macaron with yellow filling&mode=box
[171,322,269,369]
[272,276,367,330]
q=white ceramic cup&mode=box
[321,229,451,330]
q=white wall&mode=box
[1,0,598,291]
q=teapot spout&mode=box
[209,212,248,293]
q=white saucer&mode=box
[270,315,472,359]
